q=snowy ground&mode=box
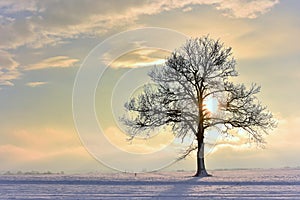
[0,168,299,199]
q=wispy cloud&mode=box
[0,50,20,86]
[0,0,279,50]
[216,0,279,19]
[25,56,79,70]
[26,81,48,87]
[107,49,170,69]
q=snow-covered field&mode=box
[0,168,299,199]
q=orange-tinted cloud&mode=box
[25,56,79,70]
[26,81,48,87]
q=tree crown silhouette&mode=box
[122,36,276,176]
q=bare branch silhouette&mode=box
[122,36,276,176]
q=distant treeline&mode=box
[2,171,65,175]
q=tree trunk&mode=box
[194,139,209,177]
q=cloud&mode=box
[108,48,170,69]
[216,0,279,19]
[0,50,20,86]
[182,6,193,12]
[0,0,37,14]
[0,0,279,50]
[0,0,280,87]
[25,56,79,70]
[207,116,300,168]
[26,81,48,87]
[0,53,77,88]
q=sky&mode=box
[0,0,300,173]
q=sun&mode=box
[204,97,219,114]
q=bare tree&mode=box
[122,36,276,176]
